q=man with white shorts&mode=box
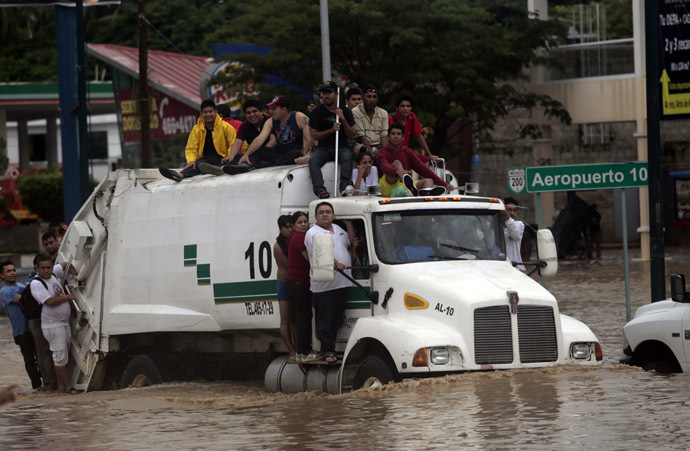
[30,255,78,394]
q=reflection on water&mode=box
[1,250,690,449]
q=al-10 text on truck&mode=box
[58,163,602,394]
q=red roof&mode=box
[87,43,212,109]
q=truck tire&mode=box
[353,356,395,390]
[642,359,681,374]
[120,355,164,388]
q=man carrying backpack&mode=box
[24,254,57,391]
[0,260,43,391]
[30,255,79,394]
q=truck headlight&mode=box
[570,342,592,359]
[430,348,450,365]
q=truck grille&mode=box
[474,306,513,364]
[474,305,558,365]
[517,306,558,363]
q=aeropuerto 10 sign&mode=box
[507,162,649,194]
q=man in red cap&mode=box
[223,96,313,175]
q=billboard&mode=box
[118,89,198,143]
[658,0,690,120]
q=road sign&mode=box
[658,0,690,120]
[507,162,648,194]
[507,168,526,193]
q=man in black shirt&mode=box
[308,81,357,199]
[200,99,278,175]
[224,100,276,163]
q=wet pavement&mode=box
[1,248,689,449]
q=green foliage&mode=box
[16,170,64,225]
[213,0,571,156]
[1,1,236,81]
[0,8,58,81]
[85,1,240,56]
[602,0,633,39]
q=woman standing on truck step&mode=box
[274,215,297,360]
[285,211,316,363]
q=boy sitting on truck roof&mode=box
[159,100,236,182]
[377,123,453,197]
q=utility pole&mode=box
[75,0,89,201]
[319,0,331,82]
[56,1,90,222]
[138,0,152,168]
[644,0,666,302]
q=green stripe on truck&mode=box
[212,281,371,308]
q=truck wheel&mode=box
[642,359,681,373]
[353,356,395,389]
[120,355,163,388]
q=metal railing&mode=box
[544,38,634,81]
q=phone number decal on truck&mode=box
[245,301,275,316]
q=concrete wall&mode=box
[533,76,645,125]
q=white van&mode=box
[59,164,601,393]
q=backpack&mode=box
[19,278,49,320]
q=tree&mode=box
[16,169,64,225]
[209,0,571,157]
[0,7,59,82]
[85,0,241,56]
[0,1,235,81]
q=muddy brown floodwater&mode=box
[1,249,690,450]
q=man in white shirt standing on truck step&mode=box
[304,202,353,364]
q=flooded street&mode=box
[2,248,690,450]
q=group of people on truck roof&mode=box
[273,202,357,364]
[158,81,454,198]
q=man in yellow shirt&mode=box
[159,100,236,182]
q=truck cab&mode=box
[622,274,690,373]
[304,196,602,391]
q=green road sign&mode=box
[508,162,649,194]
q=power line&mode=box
[140,14,208,71]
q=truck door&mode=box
[337,218,373,345]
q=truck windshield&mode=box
[373,210,505,264]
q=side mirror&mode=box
[352,267,370,280]
[312,233,335,282]
[536,229,558,277]
[671,274,688,302]
[352,263,379,280]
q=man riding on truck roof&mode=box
[159,100,236,182]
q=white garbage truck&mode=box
[59,163,601,393]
